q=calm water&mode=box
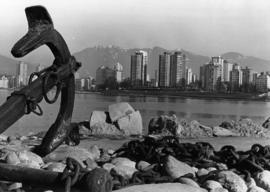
[0,89,269,136]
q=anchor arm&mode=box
[0,5,81,156]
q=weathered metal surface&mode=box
[0,162,62,186]
[0,5,81,157]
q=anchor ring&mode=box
[42,72,62,104]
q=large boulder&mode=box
[89,103,142,136]
[89,111,122,135]
[148,114,182,136]
[187,120,213,138]
[108,102,135,122]
[215,171,247,192]
[165,155,196,179]
[113,183,207,192]
[232,118,265,137]
[117,110,143,135]
[213,126,240,137]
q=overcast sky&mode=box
[1,0,270,59]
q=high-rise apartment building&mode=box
[192,74,197,83]
[113,62,123,83]
[242,67,253,85]
[17,61,28,87]
[210,56,224,81]
[199,57,225,91]
[223,61,233,82]
[230,64,243,92]
[159,52,171,87]
[0,76,9,88]
[199,64,207,89]
[170,51,186,87]
[186,67,192,85]
[205,64,223,91]
[252,72,259,85]
[130,50,148,87]
[255,73,270,92]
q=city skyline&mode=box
[0,0,270,62]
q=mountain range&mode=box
[0,46,270,78]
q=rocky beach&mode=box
[0,102,269,192]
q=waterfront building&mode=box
[242,67,253,85]
[146,74,150,82]
[230,64,243,92]
[8,76,16,88]
[199,64,207,89]
[0,76,9,88]
[210,56,224,81]
[75,78,83,91]
[154,70,158,87]
[170,51,186,87]
[83,76,94,90]
[203,63,223,92]
[159,52,171,87]
[252,72,259,85]
[199,57,225,91]
[113,62,123,83]
[192,74,197,83]
[223,61,233,82]
[17,61,28,87]
[95,65,115,86]
[130,50,148,87]
[186,67,192,85]
[255,73,270,92]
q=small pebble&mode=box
[84,158,98,170]
[107,149,115,155]
[203,180,223,190]
[137,161,151,171]
[207,167,217,172]
[5,152,20,165]
[103,163,116,172]
[177,177,200,188]
[197,168,209,177]
[88,145,100,161]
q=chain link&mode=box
[61,157,82,192]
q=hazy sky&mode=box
[1,0,270,59]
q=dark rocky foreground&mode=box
[0,102,269,192]
[0,133,270,192]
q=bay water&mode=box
[0,89,269,136]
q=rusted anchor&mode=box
[0,5,80,157]
[0,5,113,192]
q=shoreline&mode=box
[75,89,270,101]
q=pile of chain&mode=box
[110,136,270,190]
